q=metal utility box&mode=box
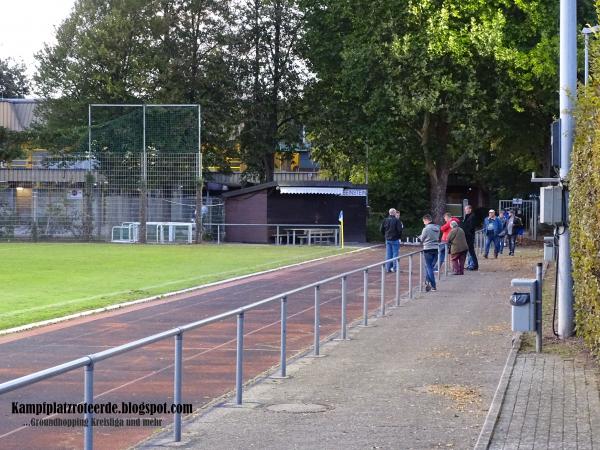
[539,186,562,224]
[510,292,535,332]
[544,237,555,261]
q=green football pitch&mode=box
[0,243,352,331]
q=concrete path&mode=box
[138,252,538,449]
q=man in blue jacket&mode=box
[483,209,502,259]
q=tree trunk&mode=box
[263,153,275,182]
[420,111,450,223]
[428,167,449,224]
[265,0,282,183]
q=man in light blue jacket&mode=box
[419,214,441,292]
[483,209,502,259]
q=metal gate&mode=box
[498,199,538,240]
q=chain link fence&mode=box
[0,153,225,242]
[0,104,231,243]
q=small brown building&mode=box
[222,181,368,244]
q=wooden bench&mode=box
[307,228,338,245]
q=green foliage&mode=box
[301,0,595,219]
[0,126,26,162]
[0,201,16,239]
[34,0,240,169]
[235,0,308,182]
[572,34,600,358]
[0,58,30,98]
[33,0,309,180]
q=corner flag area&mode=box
[0,243,350,331]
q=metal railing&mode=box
[0,244,454,450]
[476,229,485,255]
[202,222,341,245]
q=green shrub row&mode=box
[571,40,600,357]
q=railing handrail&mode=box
[202,223,340,227]
[0,247,423,396]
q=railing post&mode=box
[363,269,369,325]
[380,264,386,316]
[444,243,449,277]
[314,286,321,356]
[276,225,280,245]
[173,332,183,440]
[84,362,94,450]
[340,276,348,339]
[395,258,400,307]
[419,251,423,292]
[437,246,442,281]
[279,296,287,377]
[236,312,244,404]
[217,224,220,244]
[536,263,543,353]
[408,254,413,299]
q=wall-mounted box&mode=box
[539,186,562,224]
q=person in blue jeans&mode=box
[418,214,440,292]
[380,208,403,272]
[506,209,521,255]
[497,209,508,254]
[483,209,502,258]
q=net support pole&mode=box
[139,104,148,244]
[195,105,203,244]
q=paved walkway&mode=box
[487,353,600,449]
[1,247,393,450]
[139,252,536,449]
[138,249,600,450]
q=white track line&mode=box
[0,283,366,440]
[1,246,375,336]
[1,249,349,318]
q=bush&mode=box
[571,42,600,358]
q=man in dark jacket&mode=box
[380,208,403,272]
[460,204,479,271]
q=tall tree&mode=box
[302,0,595,221]
[0,58,30,98]
[34,0,239,168]
[234,0,308,182]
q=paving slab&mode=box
[487,353,600,450]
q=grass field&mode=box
[0,243,352,331]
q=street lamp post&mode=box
[582,25,599,86]
[558,0,577,339]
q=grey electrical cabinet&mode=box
[539,186,562,224]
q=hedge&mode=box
[571,38,600,357]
